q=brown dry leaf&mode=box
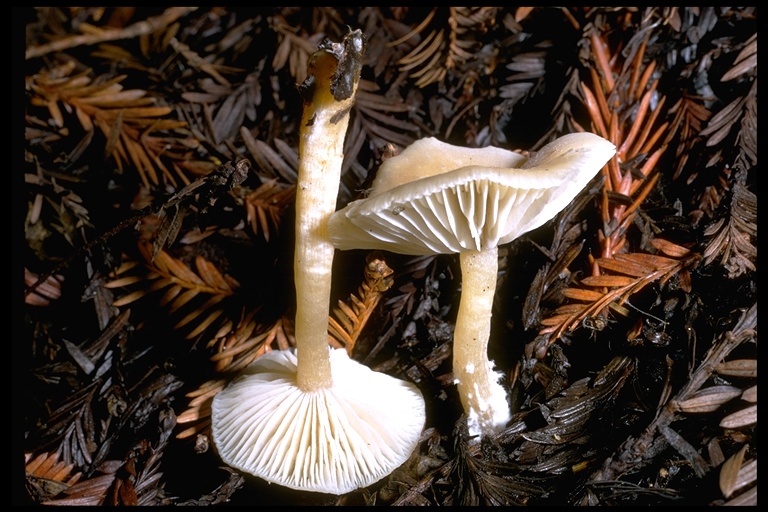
[551,303,590,316]
[42,474,117,506]
[26,7,195,59]
[175,378,228,440]
[24,268,64,306]
[25,451,82,489]
[244,179,296,242]
[395,7,498,88]
[726,457,756,499]
[27,62,192,188]
[721,33,756,82]
[176,316,296,439]
[613,253,680,271]
[676,385,743,413]
[210,315,295,373]
[514,6,535,22]
[349,79,421,159]
[702,178,757,279]
[560,288,606,302]
[650,238,692,258]
[667,95,713,180]
[328,255,394,354]
[539,243,700,344]
[182,69,263,145]
[719,444,748,498]
[594,256,654,278]
[538,313,580,328]
[659,424,709,478]
[240,130,299,183]
[106,242,239,343]
[580,275,638,288]
[169,37,239,87]
[700,95,746,147]
[578,26,675,276]
[270,15,324,84]
[500,50,546,104]
[715,359,757,378]
[723,486,756,506]
[175,295,228,332]
[195,255,236,292]
[741,385,756,403]
[719,405,757,429]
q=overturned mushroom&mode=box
[212,348,426,494]
[211,30,426,494]
[328,133,616,441]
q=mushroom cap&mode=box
[211,348,426,494]
[328,133,616,255]
[368,136,528,194]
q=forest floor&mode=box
[18,7,756,506]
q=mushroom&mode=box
[211,30,426,494]
[212,347,426,494]
[328,133,616,441]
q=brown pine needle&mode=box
[620,171,662,227]
[628,96,667,157]
[636,60,657,102]
[590,32,615,91]
[587,72,612,134]
[581,275,638,287]
[636,120,669,159]
[539,243,700,342]
[388,8,437,47]
[626,37,648,101]
[618,84,655,157]
[328,255,394,355]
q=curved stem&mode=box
[294,31,362,391]
[453,248,511,440]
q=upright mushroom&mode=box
[211,30,426,494]
[328,133,616,441]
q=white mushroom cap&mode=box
[211,348,426,494]
[368,136,528,194]
[328,132,616,255]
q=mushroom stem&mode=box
[453,248,511,440]
[294,30,363,391]
[212,32,427,494]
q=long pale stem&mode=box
[294,31,363,391]
[453,248,511,440]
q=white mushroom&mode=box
[212,348,425,493]
[211,30,426,494]
[328,133,616,441]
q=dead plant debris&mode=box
[19,6,756,506]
